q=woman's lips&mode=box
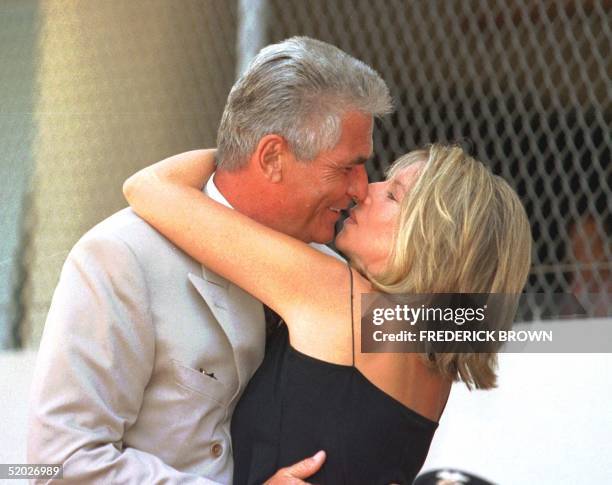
[346,209,357,224]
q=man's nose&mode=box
[347,165,369,203]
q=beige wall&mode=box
[23,0,237,346]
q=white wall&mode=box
[422,350,612,483]
[0,350,37,485]
[2,319,611,484]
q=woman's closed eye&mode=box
[386,191,397,201]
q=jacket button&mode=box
[211,443,223,458]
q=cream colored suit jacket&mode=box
[28,164,280,485]
[28,176,342,484]
[27,192,268,483]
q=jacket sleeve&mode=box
[27,233,222,484]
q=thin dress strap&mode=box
[348,263,355,367]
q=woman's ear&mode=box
[254,134,289,183]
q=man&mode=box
[28,36,391,484]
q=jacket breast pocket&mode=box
[170,359,230,406]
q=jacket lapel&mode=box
[188,268,266,392]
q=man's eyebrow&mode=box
[349,156,369,166]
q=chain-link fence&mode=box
[1,0,610,348]
[268,0,611,320]
[1,0,239,347]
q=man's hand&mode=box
[264,450,326,484]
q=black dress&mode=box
[231,268,439,484]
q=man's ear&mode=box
[253,134,290,183]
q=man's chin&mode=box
[309,227,336,245]
[311,236,335,245]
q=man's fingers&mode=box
[283,450,326,479]
[263,451,327,484]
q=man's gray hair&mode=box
[216,36,393,169]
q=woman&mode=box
[124,143,532,484]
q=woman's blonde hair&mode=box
[371,143,532,389]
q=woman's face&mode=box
[336,161,424,275]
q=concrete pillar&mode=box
[22,0,237,346]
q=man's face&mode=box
[284,111,373,243]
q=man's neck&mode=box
[206,173,232,208]
[213,169,268,223]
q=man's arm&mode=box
[27,232,220,484]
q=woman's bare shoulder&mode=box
[284,263,369,365]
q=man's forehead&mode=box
[321,149,371,167]
[318,111,373,166]
[340,111,373,141]
[342,109,373,127]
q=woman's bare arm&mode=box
[123,149,351,336]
